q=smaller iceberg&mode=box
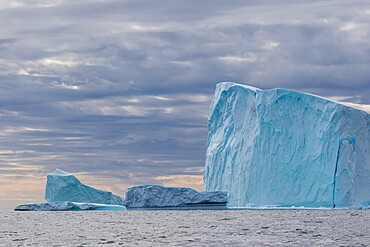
[15,169,228,211]
[14,202,127,211]
[123,185,227,209]
[45,169,124,205]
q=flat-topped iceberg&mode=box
[123,185,227,208]
[204,82,370,208]
[45,169,124,205]
[15,202,126,211]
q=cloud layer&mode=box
[0,0,370,208]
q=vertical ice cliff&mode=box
[45,169,124,205]
[204,82,370,208]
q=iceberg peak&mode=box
[50,169,72,176]
[45,169,124,205]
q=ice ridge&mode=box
[123,185,227,208]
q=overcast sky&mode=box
[1,0,370,208]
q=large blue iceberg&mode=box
[45,169,124,205]
[123,185,227,209]
[204,82,370,208]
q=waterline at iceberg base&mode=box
[204,82,370,209]
[14,202,127,211]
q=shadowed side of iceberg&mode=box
[123,185,227,209]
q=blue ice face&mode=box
[204,82,370,208]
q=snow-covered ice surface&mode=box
[205,82,370,208]
[45,169,124,205]
[1,210,369,246]
[14,202,126,211]
[123,185,227,208]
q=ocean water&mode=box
[1,209,369,246]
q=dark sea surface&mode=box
[1,209,369,246]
